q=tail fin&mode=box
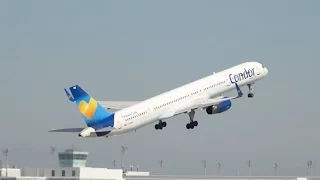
[66,85,113,127]
[64,88,75,102]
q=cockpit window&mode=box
[261,64,265,68]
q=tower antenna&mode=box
[2,148,8,177]
[307,160,312,177]
[112,160,116,169]
[201,160,207,180]
[217,162,221,176]
[50,146,57,166]
[158,160,163,168]
[158,160,163,180]
[50,146,56,156]
[246,160,251,180]
[120,145,128,170]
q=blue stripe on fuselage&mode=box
[95,131,111,136]
[90,113,115,130]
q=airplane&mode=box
[49,61,268,138]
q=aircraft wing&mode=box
[178,83,243,114]
[175,83,243,115]
[175,96,239,115]
[97,101,140,110]
[158,83,243,119]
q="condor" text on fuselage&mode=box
[229,68,255,83]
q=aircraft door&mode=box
[115,118,123,129]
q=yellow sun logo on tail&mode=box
[78,98,98,120]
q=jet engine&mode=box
[206,99,232,114]
[78,127,95,137]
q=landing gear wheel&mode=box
[186,123,194,129]
[155,121,166,130]
[189,123,194,129]
[193,121,198,126]
[247,84,254,98]
[186,109,197,129]
[162,121,167,127]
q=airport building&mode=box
[0,149,314,180]
[0,148,149,180]
[57,148,89,167]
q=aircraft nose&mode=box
[264,67,268,75]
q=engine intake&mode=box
[206,99,232,114]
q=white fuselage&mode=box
[107,62,268,136]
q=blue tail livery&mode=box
[64,88,74,102]
[66,85,114,128]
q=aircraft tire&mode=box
[186,123,194,129]
[162,122,167,127]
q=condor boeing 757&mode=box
[49,62,268,138]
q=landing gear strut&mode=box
[155,120,166,130]
[186,109,198,129]
[247,83,254,98]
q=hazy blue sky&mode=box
[0,0,319,176]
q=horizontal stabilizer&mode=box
[48,126,116,133]
[49,128,84,133]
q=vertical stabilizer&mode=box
[66,85,113,127]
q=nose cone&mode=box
[264,67,268,75]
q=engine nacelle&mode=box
[206,99,232,114]
[78,127,95,137]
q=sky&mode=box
[0,0,319,177]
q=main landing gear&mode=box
[155,120,166,130]
[247,83,254,98]
[186,109,198,129]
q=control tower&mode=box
[58,149,89,167]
